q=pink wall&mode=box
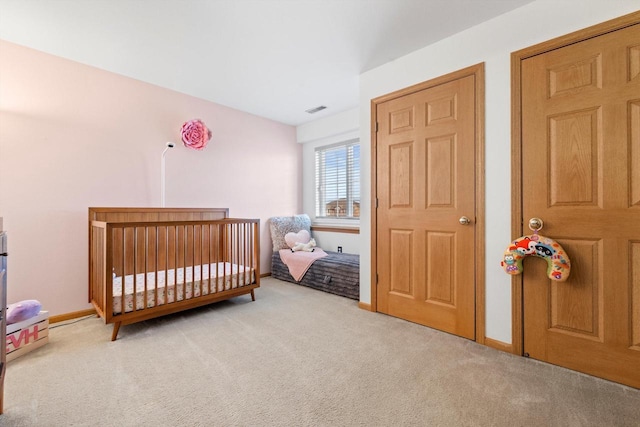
[0,40,301,316]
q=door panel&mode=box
[389,230,413,295]
[426,231,455,305]
[521,22,640,388]
[547,239,602,340]
[376,74,476,339]
[632,242,640,350]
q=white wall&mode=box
[310,230,359,255]
[359,1,639,343]
[297,108,361,255]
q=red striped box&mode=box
[6,311,49,362]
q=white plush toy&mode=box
[292,238,316,252]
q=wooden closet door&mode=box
[521,22,640,388]
[375,73,477,339]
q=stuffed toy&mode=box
[284,230,317,252]
[500,234,570,281]
[291,238,316,252]
[285,229,311,249]
[6,299,42,325]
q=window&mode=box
[315,139,360,220]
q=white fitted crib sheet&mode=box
[112,262,254,314]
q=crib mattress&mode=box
[112,262,254,314]
[271,251,359,300]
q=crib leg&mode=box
[251,289,255,301]
[111,322,121,341]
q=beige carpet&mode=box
[2,277,639,426]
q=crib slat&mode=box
[240,222,244,285]
[121,228,126,316]
[244,222,248,285]
[224,224,229,292]
[183,225,187,302]
[235,222,240,288]
[244,222,248,284]
[245,223,248,283]
[207,224,212,295]
[154,226,159,308]
[133,227,137,310]
[174,225,178,304]
[253,222,257,283]
[215,222,221,293]
[144,227,149,312]
[236,222,240,287]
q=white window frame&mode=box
[314,138,360,224]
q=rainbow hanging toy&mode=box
[500,234,571,281]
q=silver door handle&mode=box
[528,218,544,232]
[459,216,472,225]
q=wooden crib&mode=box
[89,208,260,340]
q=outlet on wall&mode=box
[337,246,342,253]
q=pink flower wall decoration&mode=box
[181,119,212,150]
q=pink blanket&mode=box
[278,248,328,281]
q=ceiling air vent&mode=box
[305,105,327,114]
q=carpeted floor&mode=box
[2,277,639,426]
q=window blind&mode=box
[315,140,360,219]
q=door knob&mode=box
[459,216,472,225]
[528,217,544,231]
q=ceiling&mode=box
[0,0,533,126]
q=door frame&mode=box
[510,11,640,356]
[370,63,486,343]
